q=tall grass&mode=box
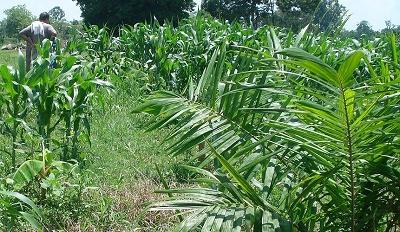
[0,50,18,67]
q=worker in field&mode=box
[19,12,57,71]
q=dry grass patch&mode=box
[103,179,180,231]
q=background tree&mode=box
[49,6,66,21]
[356,20,375,39]
[48,6,72,41]
[0,20,6,44]
[3,5,34,39]
[381,20,400,34]
[275,0,320,31]
[73,0,195,27]
[201,0,229,21]
[261,0,277,25]
[312,0,346,32]
[202,0,346,31]
[201,0,274,28]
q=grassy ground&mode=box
[0,49,185,231]
[89,79,179,185]
[0,50,18,66]
[82,78,186,231]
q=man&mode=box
[19,12,57,71]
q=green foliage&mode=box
[312,0,347,32]
[276,0,320,29]
[381,20,400,34]
[67,16,301,94]
[1,12,399,231]
[48,6,66,22]
[134,21,400,231]
[0,20,6,44]
[0,147,91,230]
[2,5,34,38]
[0,50,18,66]
[201,0,274,28]
[356,20,375,39]
[202,0,346,32]
[0,27,181,230]
[0,190,42,230]
[73,0,196,27]
[0,39,112,230]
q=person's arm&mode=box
[19,26,34,47]
[48,25,57,39]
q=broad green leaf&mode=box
[18,49,26,80]
[294,24,309,47]
[208,141,267,210]
[338,88,356,122]
[13,160,44,190]
[0,65,17,96]
[20,212,41,230]
[337,51,364,86]
[277,48,333,70]
[62,56,78,72]
[0,190,41,217]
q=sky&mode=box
[0,0,399,31]
[0,0,81,21]
[340,0,400,30]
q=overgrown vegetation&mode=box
[0,11,399,232]
[131,17,400,231]
[0,51,18,67]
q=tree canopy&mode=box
[356,20,375,38]
[275,0,320,31]
[202,0,346,32]
[49,6,66,22]
[2,5,34,38]
[312,0,346,32]
[201,0,274,28]
[48,6,79,41]
[73,0,196,27]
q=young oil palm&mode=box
[135,34,399,231]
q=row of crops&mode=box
[0,40,112,229]
[1,15,399,231]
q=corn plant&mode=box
[71,15,278,93]
[0,38,111,185]
[0,51,32,172]
[65,25,129,80]
[0,37,112,230]
[25,39,113,161]
[0,190,42,230]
